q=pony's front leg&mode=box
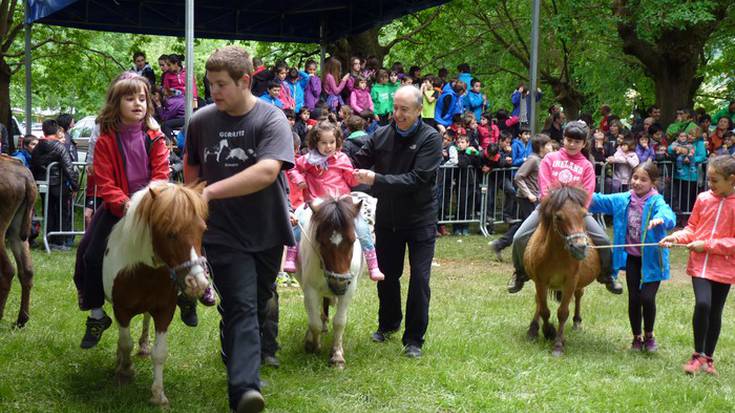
[572,289,584,330]
[115,323,135,384]
[303,288,323,354]
[552,282,575,357]
[536,284,555,341]
[137,313,151,356]
[149,331,169,407]
[330,296,352,369]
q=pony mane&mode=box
[539,185,589,220]
[134,181,208,238]
[312,197,357,246]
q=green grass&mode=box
[1,233,734,412]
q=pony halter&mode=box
[552,216,589,257]
[168,256,210,294]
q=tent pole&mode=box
[24,0,32,135]
[185,0,194,129]
[529,0,540,135]
[319,17,326,72]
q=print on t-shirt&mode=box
[203,136,257,166]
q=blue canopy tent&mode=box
[23,0,449,131]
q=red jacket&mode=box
[93,128,169,217]
[668,190,735,285]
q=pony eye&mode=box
[167,232,177,240]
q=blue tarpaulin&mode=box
[27,0,449,43]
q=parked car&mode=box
[69,115,96,152]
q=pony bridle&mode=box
[552,215,589,259]
[166,248,210,295]
[297,221,358,296]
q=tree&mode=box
[613,0,734,126]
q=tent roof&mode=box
[27,0,448,43]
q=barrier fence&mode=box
[37,159,709,253]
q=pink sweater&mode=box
[538,148,596,207]
[287,151,358,202]
[349,88,374,113]
[163,68,198,98]
[323,73,347,96]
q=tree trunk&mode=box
[652,66,703,128]
[330,27,387,68]
[546,79,585,121]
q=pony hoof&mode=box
[572,321,582,330]
[330,361,345,370]
[304,341,320,354]
[552,348,564,357]
[150,394,170,407]
[13,315,29,329]
[542,326,556,341]
[137,347,151,357]
[115,370,135,385]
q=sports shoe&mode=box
[80,314,113,349]
[507,271,527,294]
[490,240,503,262]
[597,274,623,295]
[643,335,658,353]
[283,246,299,273]
[178,296,198,327]
[683,353,707,374]
[703,356,718,376]
[630,336,643,351]
[236,389,265,413]
[371,329,398,343]
[404,344,422,358]
[262,354,280,368]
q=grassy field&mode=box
[1,232,734,413]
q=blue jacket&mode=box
[463,90,485,121]
[668,138,706,182]
[435,85,462,127]
[511,138,532,167]
[286,71,310,112]
[259,92,283,108]
[511,90,542,119]
[11,149,31,168]
[458,72,473,89]
[589,191,676,284]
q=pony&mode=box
[0,155,37,328]
[102,181,210,406]
[523,185,600,356]
[294,195,365,369]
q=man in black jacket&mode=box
[352,86,442,358]
[31,119,79,250]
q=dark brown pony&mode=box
[0,155,37,328]
[102,181,210,406]
[294,196,363,368]
[523,185,600,356]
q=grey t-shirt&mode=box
[185,101,295,252]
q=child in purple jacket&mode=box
[349,76,374,114]
[303,60,322,111]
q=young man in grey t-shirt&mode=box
[184,46,294,413]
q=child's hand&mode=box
[606,156,615,162]
[659,235,677,248]
[528,194,538,204]
[481,166,490,173]
[686,240,705,253]
[289,212,298,226]
[647,218,664,229]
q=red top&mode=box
[93,128,169,217]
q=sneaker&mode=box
[598,275,623,294]
[404,344,422,358]
[276,271,291,286]
[507,271,527,294]
[236,389,265,413]
[630,336,643,351]
[262,354,280,368]
[643,335,658,353]
[80,314,112,349]
[683,353,706,375]
[49,243,71,251]
[371,329,398,343]
[178,296,198,327]
[703,356,718,376]
[490,240,503,262]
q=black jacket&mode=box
[31,138,79,191]
[351,121,442,230]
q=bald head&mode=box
[395,85,422,109]
[393,86,423,131]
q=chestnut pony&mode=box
[0,155,37,328]
[294,195,364,369]
[523,185,600,356]
[102,181,210,406]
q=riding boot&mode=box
[283,245,299,273]
[597,273,623,295]
[364,248,385,282]
[507,271,528,294]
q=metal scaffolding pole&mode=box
[529,0,540,135]
[24,0,32,135]
[185,0,194,129]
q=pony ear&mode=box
[148,187,158,199]
[309,197,324,213]
[351,199,363,216]
[188,180,207,195]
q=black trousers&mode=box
[207,244,281,410]
[375,225,436,347]
[692,277,731,356]
[495,197,536,250]
[45,190,73,245]
[625,255,660,336]
[260,282,279,357]
[80,207,120,309]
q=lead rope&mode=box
[589,242,687,249]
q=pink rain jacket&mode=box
[288,151,358,202]
[668,190,735,285]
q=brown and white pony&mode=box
[523,185,600,356]
[102,181,210,406]
[294,195,364,369]
[0,155,37,328]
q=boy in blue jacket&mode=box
[511,127,532,167]
[589,160,676,352]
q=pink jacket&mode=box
[668,191,735,284]
[349,88,374,113]
[163,69,198,98]
[538,148,596,207]
[278,82,295,110]
[609,147,639,183]
[287,151,358,202]
[323,73,347,96]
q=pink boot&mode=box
[283,245,299,273]
[364,248,385,282]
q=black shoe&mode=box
[178,296,198,327]
[597,275,623,295]
[404,344,422,358]
[236,389,265,413]
[371,329,398,343]
[507,271,527,294]
[261,354,280,368]
[490,240,503,262]
[80,315,112,349]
